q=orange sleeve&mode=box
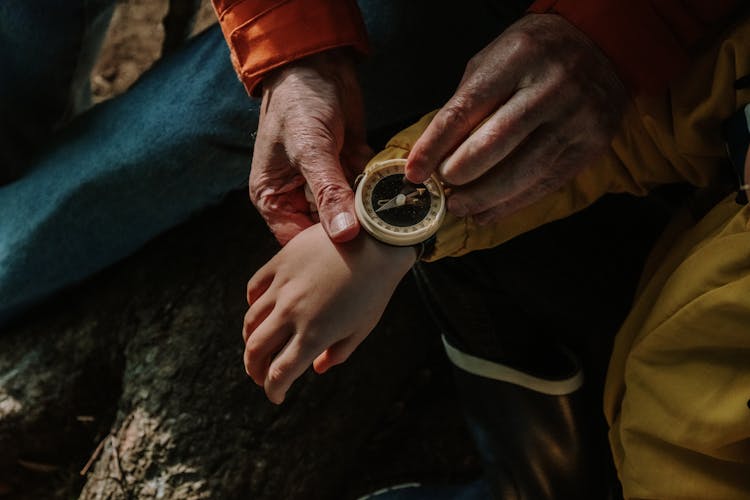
[212,0,369,96]
[529,0,745,94]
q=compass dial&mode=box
[355,159,446,246]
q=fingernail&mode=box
[330,212,355,236]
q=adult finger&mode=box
[266,212,315,246]
[312,335,362,375]
[249,174,314,245]
[477,144,590,225]
[300,153,360,243]
[438,87,547,186]
[447,124,569,218]
[404,54,520,184]
[405,93,498,184]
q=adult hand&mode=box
[250,49,372,245]
[405,14,626,225]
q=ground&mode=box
[0,3,480,498]
[91,0,217,103]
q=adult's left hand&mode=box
[405,13,627,225]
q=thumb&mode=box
[303,156,360,243]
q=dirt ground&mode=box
[91,0,217,102]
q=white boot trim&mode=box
[441,335,584,396]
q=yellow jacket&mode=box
[364,15,750,500]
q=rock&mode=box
[0,192,479,499]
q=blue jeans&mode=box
[0,0,521,326]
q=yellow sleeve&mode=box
[601,18,750,499]
[604,194,750,499]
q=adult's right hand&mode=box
[250,49,372,245]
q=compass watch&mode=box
[354,158,446,248]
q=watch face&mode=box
[355,159,445,246]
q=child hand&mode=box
[243,224,415,404]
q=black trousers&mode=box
[413,190,679,497]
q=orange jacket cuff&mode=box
[528,0,742,94]
[213,0,369,96]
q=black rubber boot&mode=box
[406,193,677,500]
[442,335,613,500]
[358,337,618,500]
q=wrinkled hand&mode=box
[250,50,372,245]
[406,14,626,225]
[243,224,414,404]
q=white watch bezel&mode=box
[354,159,446,246]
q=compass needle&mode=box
[375,199,398,212]
[376,193,409,212]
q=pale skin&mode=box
[251,14,625,245]
[243,224,414,404]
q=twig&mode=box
[17,459,59,473]
[80,435,108,476]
